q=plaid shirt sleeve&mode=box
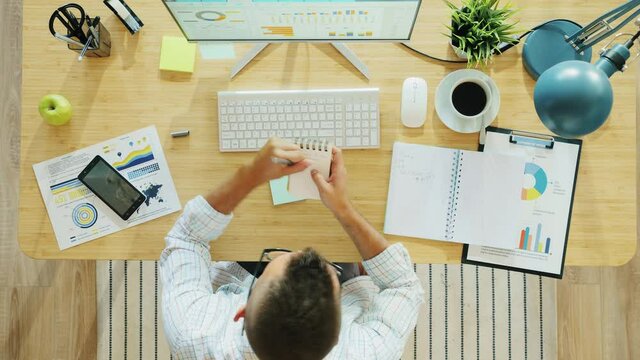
[343,243,424,359]
[159,196,233,350]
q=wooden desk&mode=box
[19,0,637,264]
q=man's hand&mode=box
[246,138,311,187]
[205,138,309,214]
[311,147,389,259]
[311,148,352,216]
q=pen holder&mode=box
[67,21,112,58]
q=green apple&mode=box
[39,94,72,126]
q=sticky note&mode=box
[269,176,303,206]
[199,43,236,60]
[159,36,196,73]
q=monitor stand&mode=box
[230,42,370,79]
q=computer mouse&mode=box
[401,77,428,128]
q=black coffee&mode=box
[451,81,487,117]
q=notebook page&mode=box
[383,142,456,240]
[453,151,524,248]
[288,145,332,200]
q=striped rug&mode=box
[97,262,556,360]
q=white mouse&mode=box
[401,77,428,128]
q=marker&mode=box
[271,157,294,166]
[54,33,85,48]
[77,34,94,62]
[171,130,190,138]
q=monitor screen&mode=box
[162,0,422,42]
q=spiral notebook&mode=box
[288,138,333,200]
[383,142,525,248]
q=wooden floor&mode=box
[1,0,638,358]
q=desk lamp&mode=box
[522,1,640,138]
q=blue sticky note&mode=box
[269,176,303,206]
[199,43,236,60]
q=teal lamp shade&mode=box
[533,44,631,138]
[533,61,613,138]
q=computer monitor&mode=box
[162,0,422,42]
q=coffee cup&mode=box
[449,78,492,122]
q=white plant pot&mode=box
[450,41,468,60]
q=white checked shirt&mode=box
[160,196,424,360]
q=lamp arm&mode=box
[565,0,640,53]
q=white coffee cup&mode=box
[449,78,493,123]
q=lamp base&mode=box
[523,20,593,80]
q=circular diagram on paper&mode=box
[196,11,226,21]
[72,203,98,228]
[522,163,548,201]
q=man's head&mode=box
[235,248,341,360]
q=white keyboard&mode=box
[217,88,380,152]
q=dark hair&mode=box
[247,248,340,360]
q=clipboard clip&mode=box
[509,131,555,149]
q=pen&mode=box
[86,16,100,48]
[271,157,294,166]
[77,34,94,62]
[54,33,85,47]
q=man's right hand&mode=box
[311,148,353,217]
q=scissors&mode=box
[49,3,88,44]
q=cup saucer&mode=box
[435,69,501,133]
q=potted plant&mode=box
[445,0,519,67]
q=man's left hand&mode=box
[246,138,311,187]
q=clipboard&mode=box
[462,126,583,279]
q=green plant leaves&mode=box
[445,0,519,67]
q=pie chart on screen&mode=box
[522,162,548,201]
[196,11,226,21]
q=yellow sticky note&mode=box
[159,36,196,73]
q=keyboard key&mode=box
[318,129,335,137]
[221,124,230,131]
[346,137,361,147]
[363,137,370,146]
[231,140,239,149]
[221,131,234,139]
[321,121,334,129]
[239,139,247,149]
[335,137,343,147]
[222,140,230,149]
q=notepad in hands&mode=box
[288,139,333,200]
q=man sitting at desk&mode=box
[160,139,424,360]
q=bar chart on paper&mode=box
[518,223,551,254]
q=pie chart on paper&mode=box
[522,162,548,201]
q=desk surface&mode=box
[19,0,637,265]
